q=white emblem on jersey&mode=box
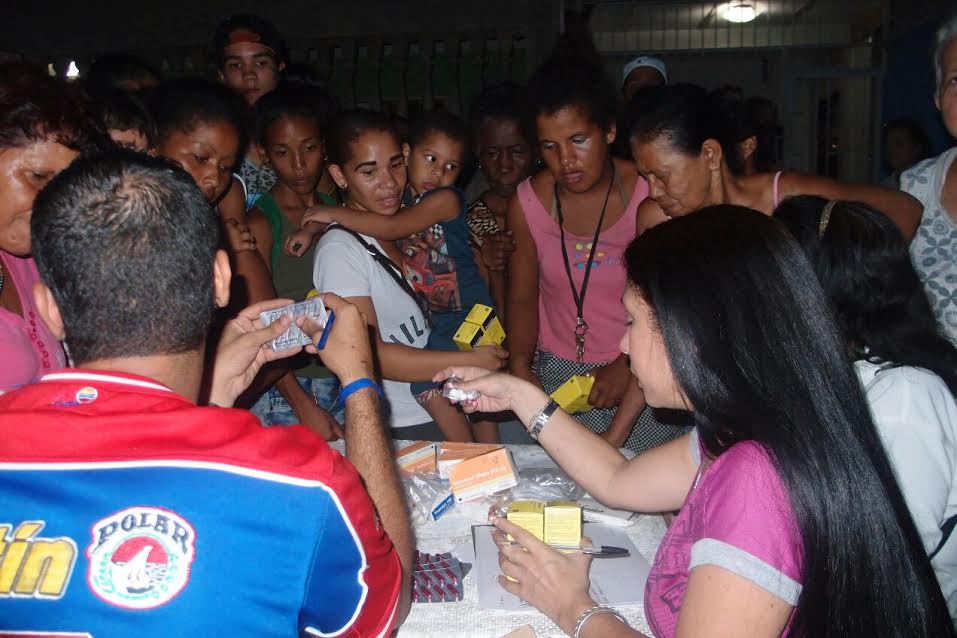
[86,506,195,609]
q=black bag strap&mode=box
[325,225,431,323]
[930,513,957,560]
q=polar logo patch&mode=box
[87,506,196,610]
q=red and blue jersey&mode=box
[0,370,401,637]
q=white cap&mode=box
[621,55,668,86]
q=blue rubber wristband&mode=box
[333,378,383,412]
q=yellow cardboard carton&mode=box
[544,501,582,546]
[550,375,595,413]
[507,500,545,542]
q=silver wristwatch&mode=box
[528,399,560,440]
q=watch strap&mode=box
[528,399,560,440]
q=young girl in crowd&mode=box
[310,110,506,440]
[776,195,957,619]
[628,83,924,239]
[299,110,503,442]
[508,54,683,453]
[243,86,342,432]
[439,206,955,638]
[466,83,532,313]
[150,79,339,439]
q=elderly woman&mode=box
[629,83,924,241]
[901,14,957,344]
[0,63,104,391]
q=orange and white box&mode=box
[437,442,503,479]
[394,441,438,476]
[448,447,518,503]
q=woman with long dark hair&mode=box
[438,205,953,637]
[777,195,957,618]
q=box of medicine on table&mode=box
[394,441,437,476]
[544,501,582,546]
[507,500,545,541]
[550,375,595,413]
[453,304,506,351]
[437,442,503,479]
[447,447,518,503]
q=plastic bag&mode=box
[404,474,455,528]
[455,466,585,522]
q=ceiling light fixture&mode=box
[722,2,758,23]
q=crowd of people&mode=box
[1,8,957,638]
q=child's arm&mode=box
[308,190,460,240]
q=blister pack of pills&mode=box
[258,298,335,351]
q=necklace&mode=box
[553,162,616,363]
[0,259,4,297]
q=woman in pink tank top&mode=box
[0,66,99,391]
[507,56,685,454]
[628,85,924,241]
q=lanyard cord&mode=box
[553,162,617,363]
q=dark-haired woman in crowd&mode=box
[0,63,105,391]
[630,83,923,240]
[777,195,957,618]
[438,206,955,638]
[466,83,533,313]
[508,55,682,453]
[242,86,342,437]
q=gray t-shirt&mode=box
[313,227,431,428]
[902,147,957,345]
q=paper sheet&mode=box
[472,523,651,611]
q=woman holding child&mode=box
[310,110,505,439]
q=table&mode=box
[394,443,667,638]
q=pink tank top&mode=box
[518,174,647,363]
[0,252,65,392]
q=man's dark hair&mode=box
[407,109,471,154]
[91,88,157,146]
[31,151,220,364]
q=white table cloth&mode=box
[395,444,667,638]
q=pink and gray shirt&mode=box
[644,429,804,637]
[0,252,65,392]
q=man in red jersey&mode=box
[0,150,411,637]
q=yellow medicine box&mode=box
[507,500,545,542]
[550,375,595,414]
[453,304,506,351]
[544,501,582,546]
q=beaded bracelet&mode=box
[572,605,628,638]
[332,378,383,413]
